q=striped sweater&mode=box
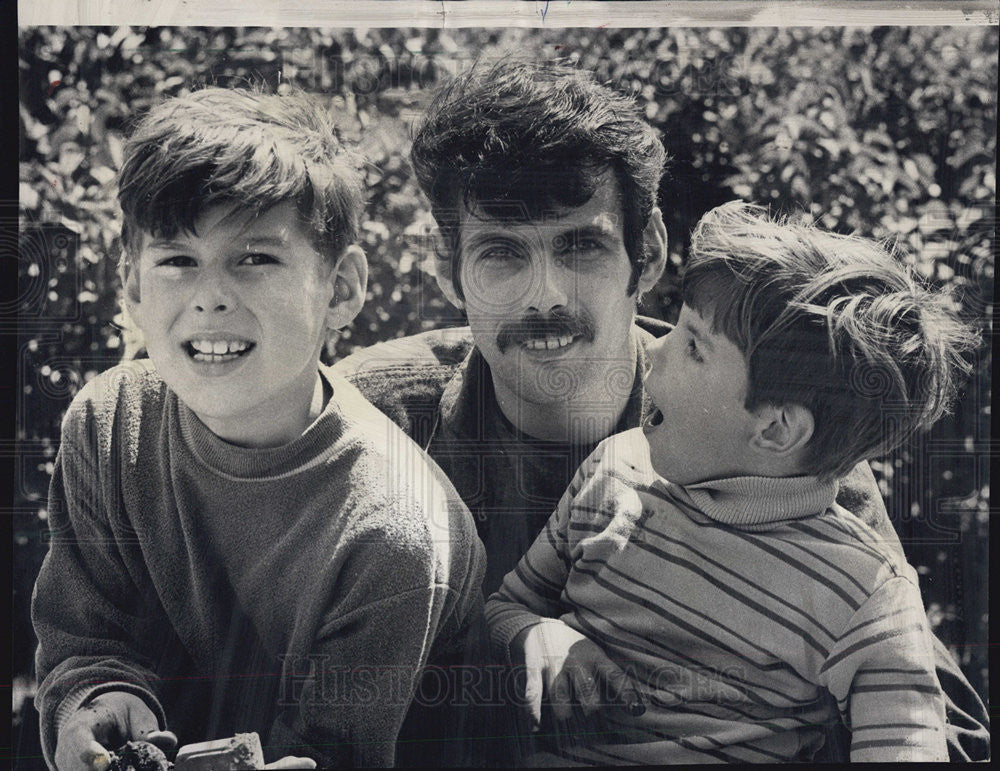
[485,428,946,763]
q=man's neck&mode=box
[491,355,637,445]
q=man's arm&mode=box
[837,461,990,760]
[31,411,167,769]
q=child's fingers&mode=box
[574,668,602,716]
[548,671,575,722]
[521,656,545,731]
[598,663,646,717]
[139,729,178,755]
[263,756,317,769]
[55,706,114,771]
[55,725,111,771]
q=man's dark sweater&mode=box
[332,318,989,762]
[32,360,486,768]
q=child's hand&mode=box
[512,620,644,730]
[55,692,177,770]
[263,757,317,769]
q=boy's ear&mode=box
[325,245,368,330]
[121,259,142,315]
[636,206,668,296]
[750,402,814,458]
[433,254,464,310]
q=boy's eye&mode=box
[240,252,279,266]
[478,245,522,263]
[155,255,196,268]
[686,338,704,363]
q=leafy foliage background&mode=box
[16,25,994,738]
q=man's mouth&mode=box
[522,335,577,351]
[496,310,595,354]
[183,338,256,363]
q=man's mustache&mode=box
[495,309,596,354]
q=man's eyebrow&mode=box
[556,222,620,243]
[461,231,525,251]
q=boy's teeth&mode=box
[190,339,249,355]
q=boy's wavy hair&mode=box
[683,201,979,481]
[117,86,364,284]
[410,58,667,298]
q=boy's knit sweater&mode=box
[486,428,947,763]
[32,359,486,768]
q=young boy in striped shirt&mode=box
[485,201,978,763]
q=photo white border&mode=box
[19,0,1000,29]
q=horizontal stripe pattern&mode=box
[486,429,947,762]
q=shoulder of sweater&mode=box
[328,327,474,432]
[330,326,474,379]
[321,367,470,511]
[61,359,166,441]
[791,503,918,590]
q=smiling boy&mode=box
[485,201,977,763]
[31,88,485,770]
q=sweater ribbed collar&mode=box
[679,474,838,529]
[617,428,838,529]
[175,365,349,479]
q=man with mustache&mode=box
[332,59,988,763]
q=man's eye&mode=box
[155,255,196,268]
[240,252,279,266]
[555,238,603,265]
[686,338,704,363]
[570,238,602,252]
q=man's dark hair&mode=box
[118,86,364,277]
[410,59,667,298]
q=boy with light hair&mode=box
[487,200,977,763]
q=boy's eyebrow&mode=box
[240,235,290,248]
[682,319,715,351]
[146,237,189,249]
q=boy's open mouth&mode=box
[642,407,664,432]
[183,338,256,363]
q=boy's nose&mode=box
[646,334,667,365]
[190,282,237,314]
[194,301,229,313]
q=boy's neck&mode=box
[197,371,329,449]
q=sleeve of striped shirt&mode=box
[819,575,948,761]
[484,449,598,663]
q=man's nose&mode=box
[526,258,571,313]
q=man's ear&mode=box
[750,403,814,458]
[326,245,368,330]
[636,206,668,295]
[433,254,464,310]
